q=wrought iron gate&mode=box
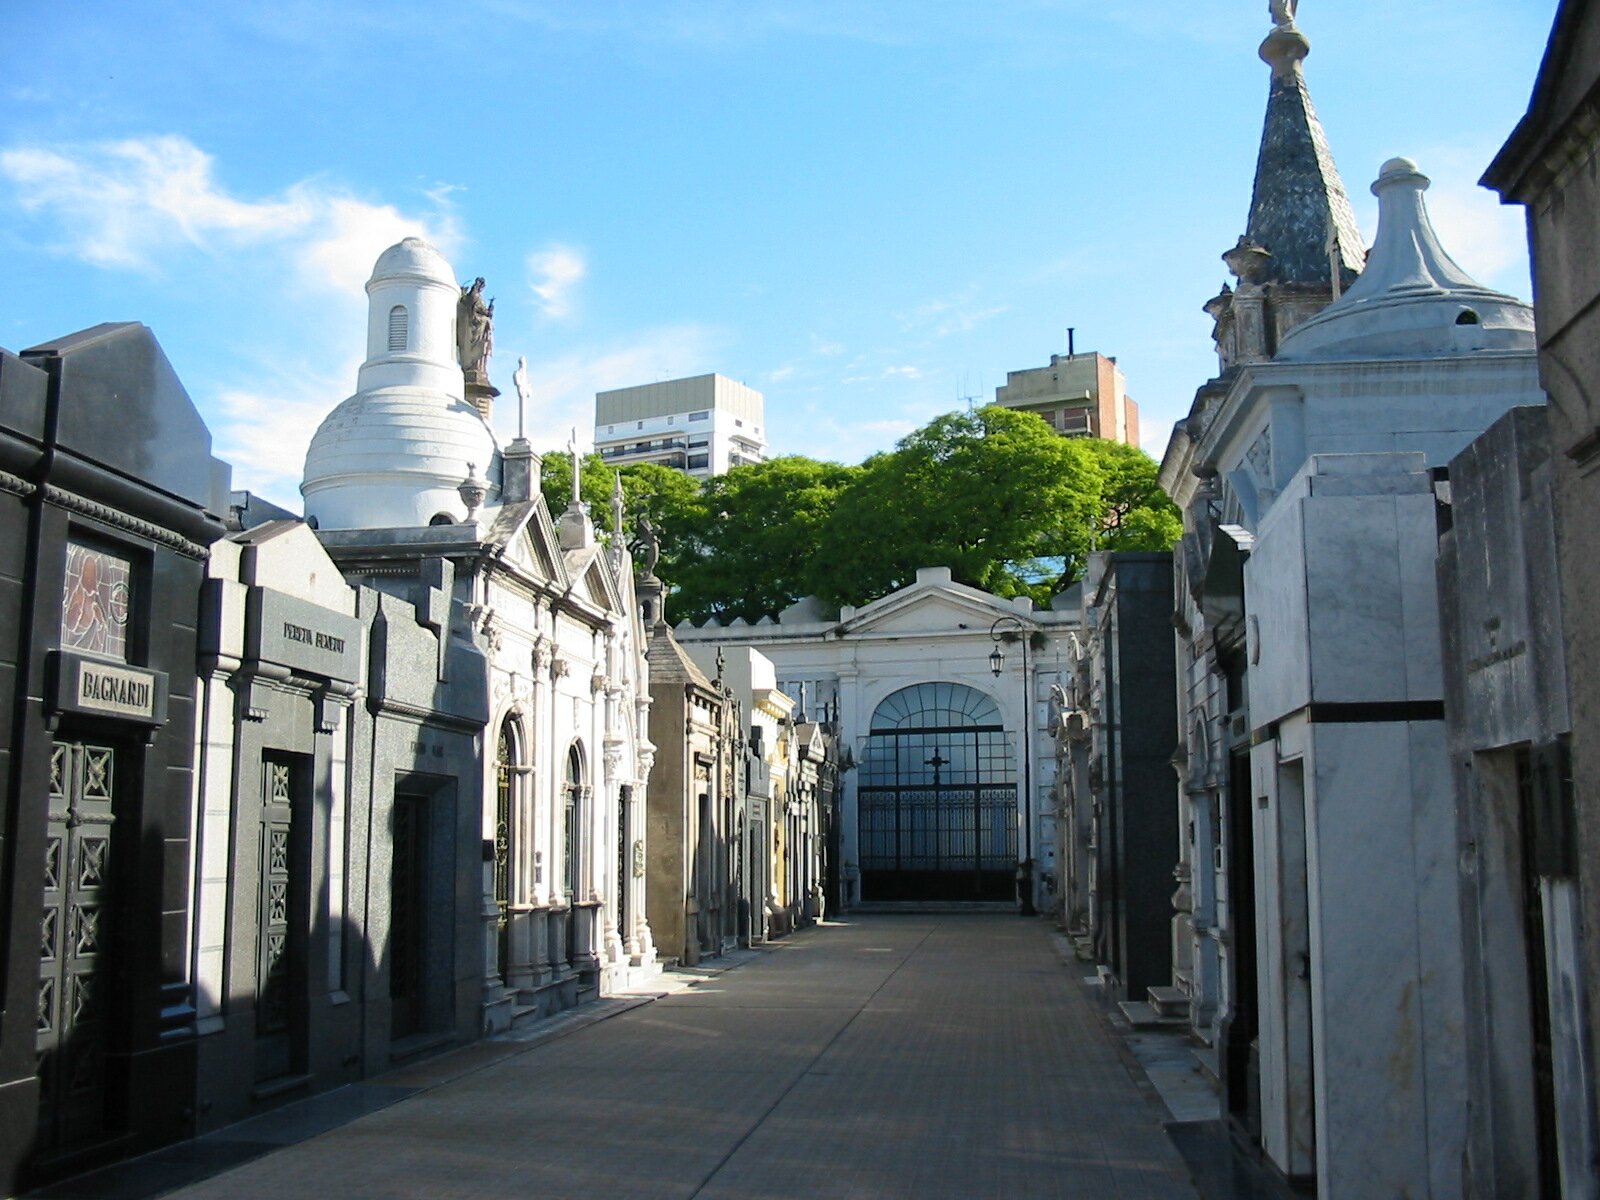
[36,740,118,1155]
[494,727,512,980]
[857,683,1018,902]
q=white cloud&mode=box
[900,290,1010,339]
[212,355,361,509]
[526,244,587,319]
[0,135,458,290]
[883,364,924,380]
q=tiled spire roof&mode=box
[1240,10,1365,289]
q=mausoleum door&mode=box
[389,792,429,1040]
[36,738,126,1158]
[857,683,1018,902]
[255,754,310,1084]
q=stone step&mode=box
[1117,999,1187,1029]
[1191,1040,1222,1085]
[1147,985,1190,1018]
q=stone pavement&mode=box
[51,915,1203,1199]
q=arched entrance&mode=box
[493,717,523,982]
[858,682,1018,901]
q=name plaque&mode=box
[48,652,169,726]
[246,589,362,684]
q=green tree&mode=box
[671,456,860,625]
[812,407,1177,610]
[538,453,706,583]
[1080,437,1183,553]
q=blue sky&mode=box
[1,1,1556,509]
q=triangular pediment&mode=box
[522,503,568,587]
[561,543,622,618]
[840,573,1032,638]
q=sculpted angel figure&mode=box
[634,515,661,576]
[1269,0,1297,25]
[457,277,495,377]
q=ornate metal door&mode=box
[494,728,512,980]
[36,740,118,1155]
[255,756,305,1083]
[616,785,630,950]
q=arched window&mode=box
[563,746,583,900]
[857,681,1018,901]
[387,305,409,352]
[494,719,521,977]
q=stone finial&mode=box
[1222,236,1273,283]
[1260,1,1310,78]
[611,471,625,538]
[457,462,489,521]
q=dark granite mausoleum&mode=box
[0,324,230,1191]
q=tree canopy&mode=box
[536,407,1179,623]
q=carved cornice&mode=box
[0,469,36,498]
[43,484,209,559]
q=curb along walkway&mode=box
[37,917,1200,1200]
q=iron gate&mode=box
[857,683,1018,902]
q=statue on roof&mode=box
[634,515,661,577]
[1269,0,1297,26]
[457,277,495,380]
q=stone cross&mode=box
[568,428,581,506]
[512,355,531,440]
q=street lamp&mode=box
[989,615,1036,915]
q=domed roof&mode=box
[369,237,456,289]
[302,387,501,530]
[1275,158,1533,361]
[300,236,502,531]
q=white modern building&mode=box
[594,374,766,479]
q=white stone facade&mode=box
[298,238,659,1031]
[1162,158,1544,1197]
[676,567,1079,913]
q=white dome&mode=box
[1276,158,1533,361]
[302,388,501,530]
[301,238,502,530]
[369,237,456,289]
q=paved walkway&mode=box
[84,915,1202,1199]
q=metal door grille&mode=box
[256,757,303,1082]
[36,740,118,1155]
[857,683,1018,902]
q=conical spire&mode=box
[1243,5,1364,289]
[1207,3,1366,371]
